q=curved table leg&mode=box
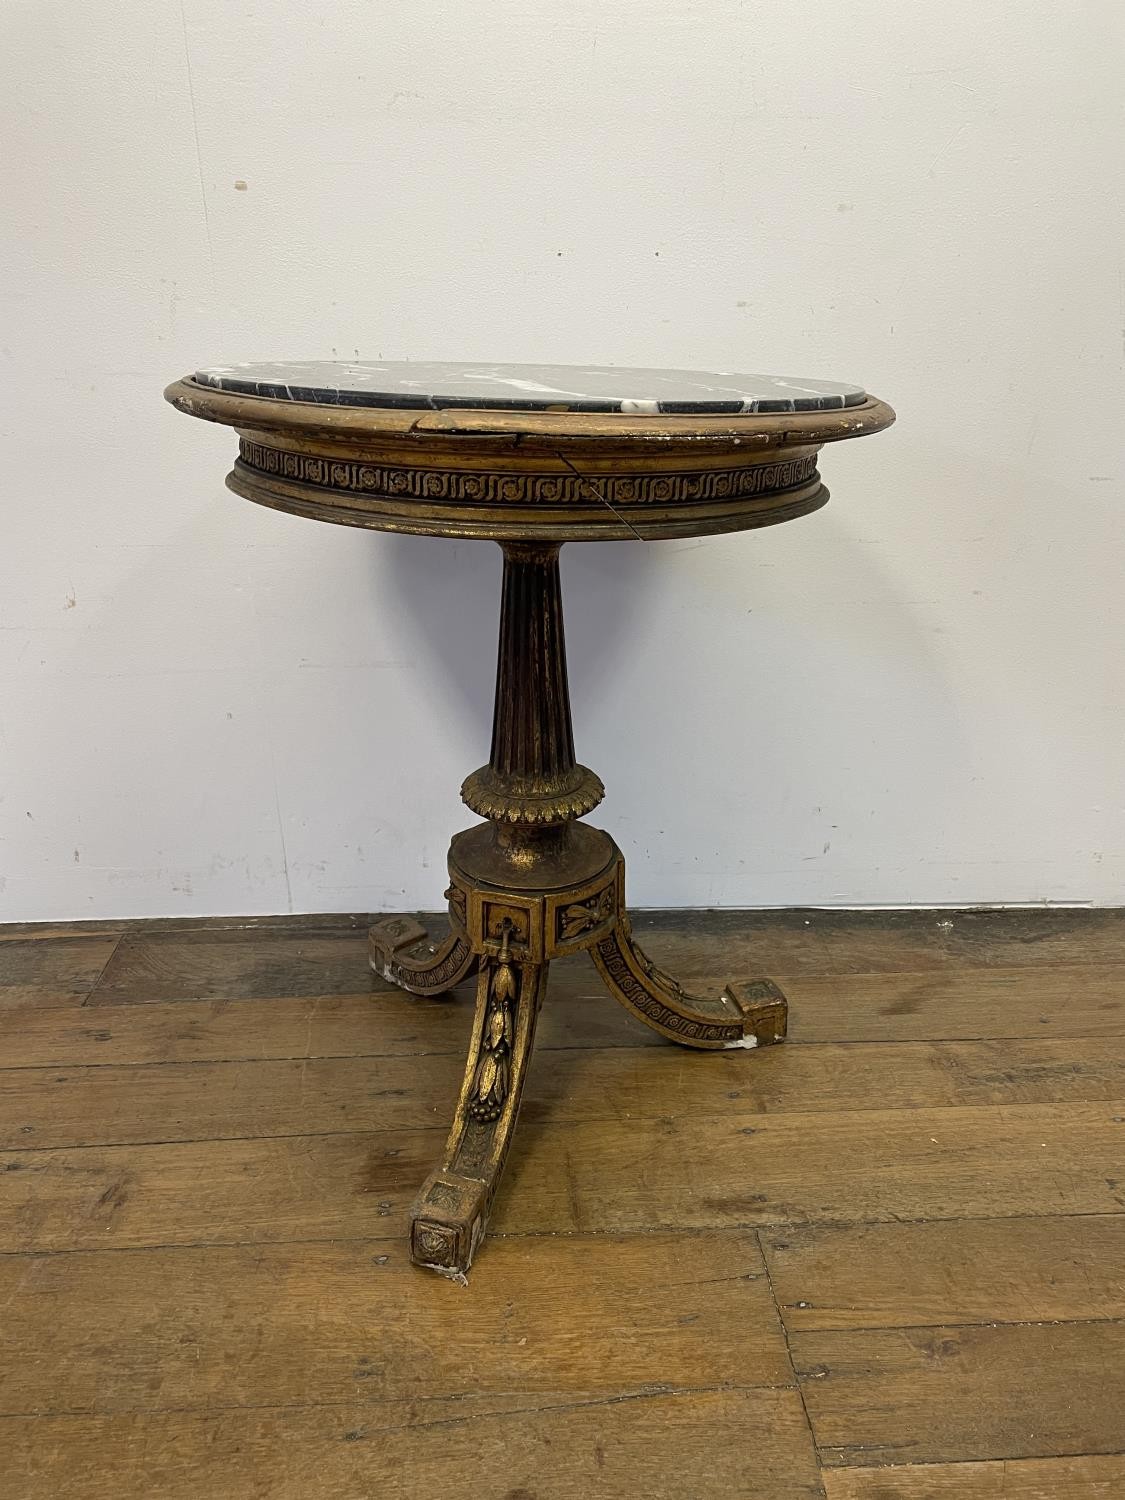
[590,912,787,1050]
[368,910,476,997]
[410,928,549,1277]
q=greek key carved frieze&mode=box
[237,440,818,507]
[594,932,743,1043]
[419,940,474,988]
[374,933,473,993]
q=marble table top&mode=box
[192,361,866,415]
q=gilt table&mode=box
[166,360,894,1276]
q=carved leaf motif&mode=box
[492,963,517,1003]
[476,1053,498,1102]
[487,1004,507,1049]
[561,902,598,940]
[469,958,522,1121]
[444,883,468,922]
[493,1056,510,1104]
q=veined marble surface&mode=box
[192,361,866,414]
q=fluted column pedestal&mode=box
[369,541,787,1278]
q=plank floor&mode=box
[1,907,1123,1498]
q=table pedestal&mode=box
[369,542,787,1276]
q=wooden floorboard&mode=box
[821,1454,1125,1499]
[3,1100,1123,1253]
[0,1232,789,1415]
[783,965,1125,1042]
[0,1389,825,1500]
[84,930,379,1006]
[1,906,1123,1497]
[792,1320,1125,1465]
[760,1216,1125,1328]
[4,1037,1125,1150]
[0,936,119,1010]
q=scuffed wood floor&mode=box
[1,908,1124,1498]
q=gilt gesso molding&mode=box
[237,438,818,507]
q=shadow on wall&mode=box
[366,530,664,762]
[624,487,974,904]
[361,501,971,903]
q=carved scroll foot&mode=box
[410,926,549,1276]
[590,909,788,1051]
[368,906,476,998]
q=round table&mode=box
[166,360,895,1276]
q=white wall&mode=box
[2,1,1123,920]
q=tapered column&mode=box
[461,543,603,832]
[490,542,576,785]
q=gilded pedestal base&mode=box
[369,837,788,1276]
[363,538,790,1276]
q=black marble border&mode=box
[195,372,866,415]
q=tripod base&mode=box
[369,831,787,1276]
